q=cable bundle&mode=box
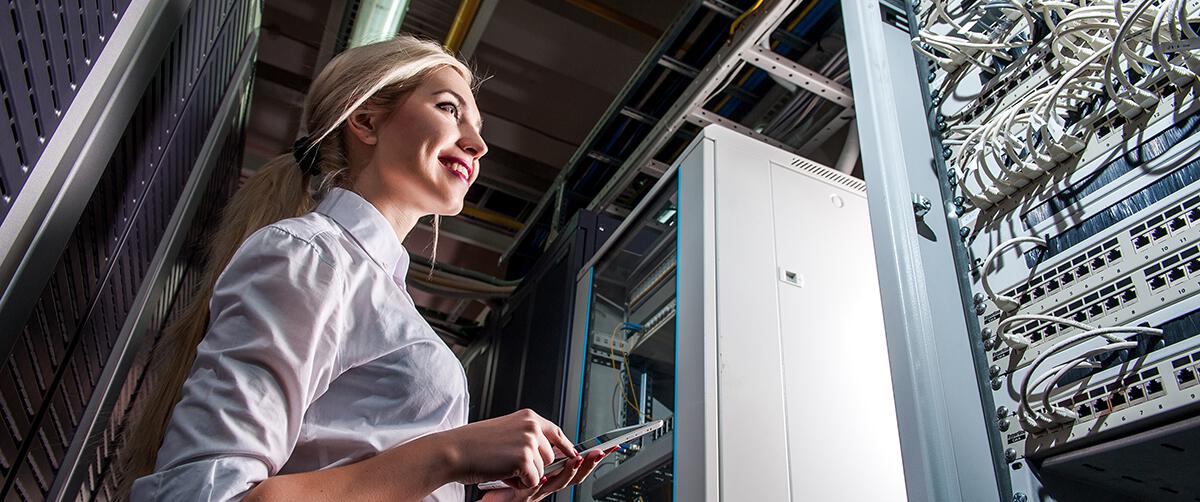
[919,0,1200,211]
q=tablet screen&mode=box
[574,423,652,451]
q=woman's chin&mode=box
[438,201,465,217]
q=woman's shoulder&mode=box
[239,212,349,269]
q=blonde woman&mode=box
[123,36,607,501]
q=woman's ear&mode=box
[345,108,380,146]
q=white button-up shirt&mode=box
[131,188,470,501]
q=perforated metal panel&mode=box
[0,0,133,224]
[0,0,258,499]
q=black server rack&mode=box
[0,1,259,500]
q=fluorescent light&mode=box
[347,0,411,48]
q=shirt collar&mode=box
[316,188,410,284]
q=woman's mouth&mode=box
[440,157,471,184]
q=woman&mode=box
[123,36,606,501]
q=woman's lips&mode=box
[440,157,471,183]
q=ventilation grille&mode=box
[788,155,866,193]
[0,0,256,498]
[0,0,133,224]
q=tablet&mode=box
[478,420,664,490]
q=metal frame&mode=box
[0,0,193,361]
[583,0,853,214]
[44,29,260,502]
[501,0,857,265]
[842,1,1007,501]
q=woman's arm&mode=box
[246,409,581,502]
[246,432,452,502]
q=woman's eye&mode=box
[438,102,460,118]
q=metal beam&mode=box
[684,107,798,155]
[642,159,671,177]
[740,44,854,106]
[584,0,805,215]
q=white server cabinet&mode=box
[561,125,908,501]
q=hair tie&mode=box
[292,135,322,177]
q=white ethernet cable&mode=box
[912,0,1039,73]
[1024,340,1137,427]
[1152,0,1197,86]
[1017,324,1162,431]
[981,236,1048,313]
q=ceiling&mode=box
[243,0,688,348]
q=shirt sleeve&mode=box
[131,225,348,501]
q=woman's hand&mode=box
[479,447,616,502]
[440,409,578,489]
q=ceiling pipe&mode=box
[565,0,662,39]
[445,0,482,52]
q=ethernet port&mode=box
[1030,331,1043,342]
[1187,260,1200,275]
[1111,392,1127,407]
[1077,403,1093,417]
[1047,279,1060,291]
[1128,385,1146,401]
[1179,367,1197,385]
[1107,249,1122,261]
[1146,378,1164,395]
[1169,217,1187,232]
[1032,286,1045,298]
[1121,290,1137,302]
[1088,305,1104,317]
[1073,312,1088,322]
[1105,297,1120,310]
[1150,275,1168,290]
[1019,293,1032,304]
[1062,272,1075,283]
[1076,265,1090,276]
[1091,257,1105,269]
[1189,208,1200,222]
[1152,226,1169,240]
[1134,234,1151,248]
[1044,325,1058,336]
[1168,268,1186,282]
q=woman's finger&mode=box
[537,456,581,495]
[520,458,542,489]
[568,449,606,487]
[542,422,578,458]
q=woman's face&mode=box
[355,67,487,217]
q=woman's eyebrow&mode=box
[433,89,484,132]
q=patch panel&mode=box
[982,180,1200,371]
[1054,370,1167,423]
[998,305,1200,460]
[1005,278,1139,347]
[1004,239,1124,308]
[1172,350,1200,390]
[1130,195,1200,253]
[1143,244,1200,293]
[1013,342,1200,460]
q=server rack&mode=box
[0,1,259,500]
[561,124,907,501]
[471,210,618,425]
[846,1,1200,501]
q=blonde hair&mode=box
[117,35,474,494]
